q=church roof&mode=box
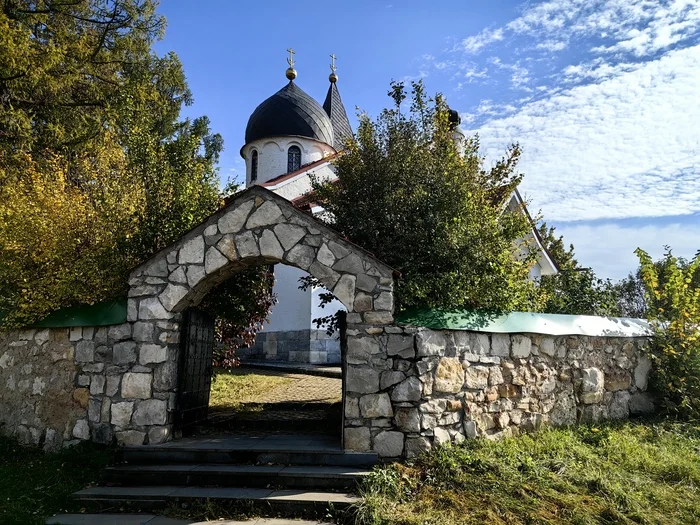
[245,81,334,146]
[323,82,353,148]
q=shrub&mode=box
[636,247,700,418]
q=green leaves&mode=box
[636,247,700,418]
[311,80,542,313]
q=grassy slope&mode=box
[356,421,700,525]
[0,437,112,525]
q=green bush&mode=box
[636,248,700,418]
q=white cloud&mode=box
[462,27,504,54]
[556,220,700,279]
[473,44,700,222]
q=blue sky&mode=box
[155,0,700,281]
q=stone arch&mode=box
[122,186,395,447]
[129,186,395,318]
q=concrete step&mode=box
[120,436,377,468]
[71,486,359,513]
[103,464,370,490]
[47,514,334,524]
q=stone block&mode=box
[464,365,489,390]
[488,367,504,386]
[380,370,405,390]
[287,244,315,270]
[346,366,380,394]
[246,200,283,228]
[274,223,306,251]
[317,243,336,267]
[259,229,284,259]
[148,426,171,445]
[91,423,114,445]
[113,341,137,365]
[582,367,604,392]
[353,293,373,312]
[391,376,422,402]
[108,324,132,342]
[405,436,431,458]
[111,401,134,429]
[433,357,464,393]
[347,337,379,364]
[394,407,420,433]
[374,292,393,311]
[539,337,556,356]
[345,397,360,419]
[333,253,364,274]
[159,284,189,311]
[89,375,105,395]
[73,419,90,440]
[464,420,478,438]
[116,430,146,446]
[75,340,95,363]
[139,344,168,365]
[344,426,371,452]
[491,334,510,357]
[416,330,447,357]
[132,399,167,426]
[387,335,414,358]
[133,322,155,343]
[374,431,404,457]
[332,274,356,309]
[434,427,451,446]
[106,375,121,397]
[634,355,652,391]
[609,390,630,420]
[139,297,170,320]
[363,311,394,325]
[511,335,531,358]
[359,393,393,418]
[121,372,152,399]
[178,236,205,264]
[72,388,89,409]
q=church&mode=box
[236,52,557,365]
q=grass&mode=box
[354,420,700,525]
[209,368,293,411]
[0,436,112,525]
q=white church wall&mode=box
[243,136,335,186]
[269,163,337,202]
[266,264,311,332]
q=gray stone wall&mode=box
[343,324,653,459]
[0,328,84,451]
[240,329,341,364]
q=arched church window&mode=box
[251,150,258,182]
[287,145,301,173]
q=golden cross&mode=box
[287,48,296,68]
[330,53,337,73]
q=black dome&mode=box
[245,81,334,146]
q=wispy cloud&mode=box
[462,27,505,54]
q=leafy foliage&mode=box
[200,266,277,371]
[311,81,542,313]
[536,222,621,316]
[0,1,271,339]
[636,247,700,418]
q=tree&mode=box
[536,222,621,316]
[310,81,543,313]
[0,1,270,338]
[636,247,700,418]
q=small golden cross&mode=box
[330,53,337,72]
[287,48,296,68]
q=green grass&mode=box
[209,368,293,412]
[0,436,112,525]
[354,420,700,525]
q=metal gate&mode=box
[176,308,215,431]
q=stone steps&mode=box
[104,464,370,490]
[70,486,359,512]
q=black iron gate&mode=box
[176,308,215,431]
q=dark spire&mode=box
[323,80,353,149]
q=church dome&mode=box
[245,81,334,147]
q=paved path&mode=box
[48,515,333,525]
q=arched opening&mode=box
[287,145,301,173]
[126,186,395,449]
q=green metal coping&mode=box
[3,300,649,337]
[396,307,650,337]
[7,298,129,328]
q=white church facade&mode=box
[236,55,557,365]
